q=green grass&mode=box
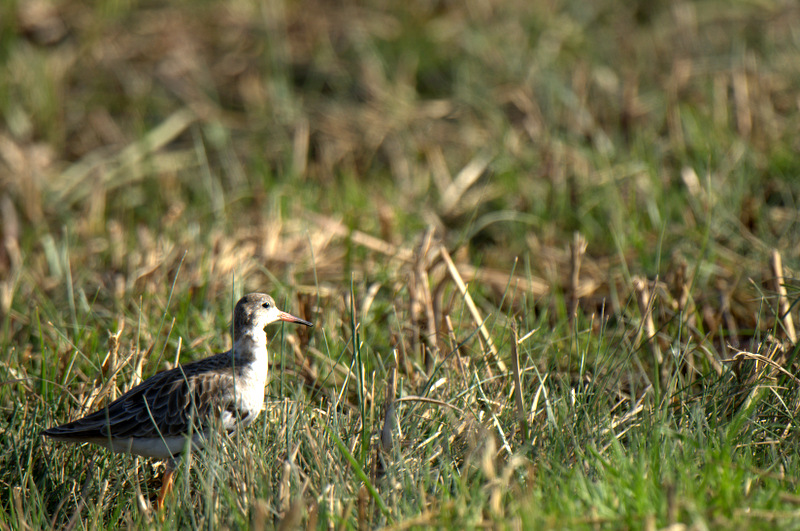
[2,0,800,528]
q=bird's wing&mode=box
[43,352,242,440]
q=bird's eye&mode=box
[262,302,270,309]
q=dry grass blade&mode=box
[99,326,123,402]
[439,245,505,372]
[444,314,469,388]
[0,194,21,278]
[357,484,369,531]
[395,396,466,415]
[380,358,397,453]
[278,496,306,531]
[439,153,492,217]
[413,229,439,374]
[771,249,796,344]
[510,324,528,443]
[278,460,292,522]
[569,232,587,322]
[85,327,137,412]
[726,348,800,386]
[633,276,662,365]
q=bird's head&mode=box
[233,292,312,339]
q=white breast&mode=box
[226,357,269,429]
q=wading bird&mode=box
[43,293,312,509]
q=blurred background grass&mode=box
[1,0,798,312]
[2,0,800,528]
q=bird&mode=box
[42,292,312,509]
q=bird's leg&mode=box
[156,460,177,511]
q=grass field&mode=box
[2,0,800,528]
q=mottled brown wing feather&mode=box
[43,352,239,440]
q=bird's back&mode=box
[43,351,240,445]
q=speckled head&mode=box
[232,293,312,340]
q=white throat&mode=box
[232,328,268,359]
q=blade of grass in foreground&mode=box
[326,423,391,521]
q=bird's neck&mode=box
[231,329,268,363]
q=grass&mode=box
[2,0,800,528]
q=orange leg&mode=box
[156,467,176,510]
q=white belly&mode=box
[104,433,205,459]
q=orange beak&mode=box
[277,311,313,327]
